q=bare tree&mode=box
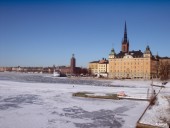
[159,61,169,80]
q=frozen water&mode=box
[0,72,149,128]
[0,72,112,86]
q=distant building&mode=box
[88,61,99,75]
[0,54,88,76]
[0,67,12,72]
[57,54,87,76]
[70,54,76,74]
[89,58,109,77]
[98,58,109,74]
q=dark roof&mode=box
[158,56,170,59]
[116,51,125,58]
[151,56,159,61]
[99,60,108,64]
[116,50,143,58]
[89,61,99,63]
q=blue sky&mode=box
[0,0,170,67]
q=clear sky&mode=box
[0,0,170,67]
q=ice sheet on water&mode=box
[53,106,126,128]
[0,72,150,128]
[0,94,42,110]
[0,72,113,86]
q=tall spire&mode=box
[124,21,127,42]
[124,21,127,33]
[72,53,75,58]
[121,21,129,53]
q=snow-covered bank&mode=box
[0,80,148,128]
[139,81,170,128]
[111,79,170,127]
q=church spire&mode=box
[124,21,127,42]
[121,21,129,53]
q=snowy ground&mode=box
[0,72,169,128]
[110,79,170,127]
[140,81,170,127]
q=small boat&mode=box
[53,70,60,77]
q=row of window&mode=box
[109,73,150,76]
[111,62,149,65]
[99,70,107,72]
[98,65,107,67]
[109,66,150,69]
[110,70,148,73]
[110,58,150,61]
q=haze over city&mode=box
[0,0,170,67]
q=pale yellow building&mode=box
[89,58,109,77]
[98,59,109,73]
[88,22,168,79]
[109,46,158,79]
[88,61,99,75]
[108,22,158,79]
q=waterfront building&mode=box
[88,61,99,75]
[0,54,88,76]
[57,54,87,76]
[89,58,109,77]
[108,22,158,79]
[88,22,169,79]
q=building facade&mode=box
[57,54,88,76]
[88,61,99,75]
[88,22,164,79]
[108,22,158,79]
[98,58,109,74]
[0,54,88,76]
[89,58,109,77]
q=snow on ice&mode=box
[0,72,169,128]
